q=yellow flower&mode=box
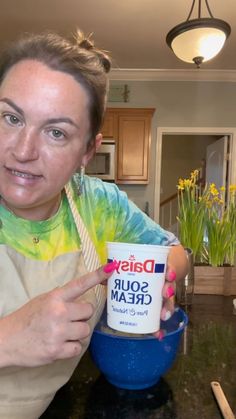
[190,169,199,183]
[184,179,192,188]
[177,178,184,190]
[177,171,236,267]
[209,183,219,196]
[212,196,223,205]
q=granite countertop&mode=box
[41,295,236,419]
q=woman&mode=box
[0,30,188,418]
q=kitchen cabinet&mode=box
[101,108,155,184]
[101,110,118,138]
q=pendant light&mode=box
[166,0,231,67]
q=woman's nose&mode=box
[12,128,39,161]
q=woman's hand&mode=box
[160,266,176,322]
[154,245,188,339]
[0,262,116,368]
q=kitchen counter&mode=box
[41,295,236,419]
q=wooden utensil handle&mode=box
[211,381,235,419]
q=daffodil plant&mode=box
[177,171,236,267]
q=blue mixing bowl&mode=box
[89,306,188,390]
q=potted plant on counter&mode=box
[177,170,236,295]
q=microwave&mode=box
[85,139,116,181]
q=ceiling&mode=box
[0,0,235,80]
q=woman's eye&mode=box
[4,113,21,126]
[49,128,65,140]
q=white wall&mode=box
[108,80,236,218]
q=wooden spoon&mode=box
[211,381,235,419]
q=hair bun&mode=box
[75,29,111,73]
[79,38,94,50]
[76,30,94,50]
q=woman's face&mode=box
[0,59,97,220]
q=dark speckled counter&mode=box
[41,295,236,419]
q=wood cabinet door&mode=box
[101,111,117,138]
[116,111,154,184]
[101,108,154,184]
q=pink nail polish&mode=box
[157,330,164,341]
[168,270,176,282]
[166,286,175,298]
[103,260,118,273]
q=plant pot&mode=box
[194,265,236,296]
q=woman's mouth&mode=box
[6,168,42,181]
[11,169,41,179]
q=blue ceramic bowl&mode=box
[89,306,188,390]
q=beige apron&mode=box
[0,185,106,419]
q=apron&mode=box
[0,184,106,419]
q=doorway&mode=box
[153,127,236,225]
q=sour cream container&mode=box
[106,242,171,334]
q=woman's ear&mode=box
[95,133,103,151]
[82,133,103,167]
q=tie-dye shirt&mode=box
[0,175,179,263]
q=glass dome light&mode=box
[166,1,231,67]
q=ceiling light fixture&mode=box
[166,0,231,68]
